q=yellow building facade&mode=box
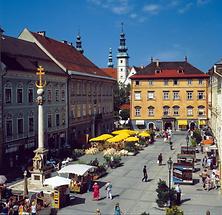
[130,60,209,130]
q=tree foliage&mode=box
[114,82,130,112]
[120,109,130,120]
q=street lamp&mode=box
[186,134,189,153]
[167,157,173,208]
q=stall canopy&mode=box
[58,164,97,176]
[112,130,136,136]
[89,134,113,142]
[43,176,71,188]
[178,120,188,126]
[107,133,129,143]
[125,137,139,142]
[138,131,150,137]
[202,139,214,145]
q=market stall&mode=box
[181,146,196,160]
[172,163,193,184]
[58,164,97,193]
[177,154,195,168]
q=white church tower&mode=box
[117,23,129,85]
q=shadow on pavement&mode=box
[69,196,85,206]
[112,194,120,199]
[181,198,191,204]
[193,179,200,185]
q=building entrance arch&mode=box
[164,122,172,130]
[148,122,155,130]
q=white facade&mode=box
[208,62,222,187]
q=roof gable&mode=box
[31,32,109,78]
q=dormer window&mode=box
[155,69,161,74]
[178,68,184,73]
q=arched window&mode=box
[187,106,194,116]
[135,106,141,117]
[173,106,180,116]
[4,82,12,104]
[198,105,205,116]
[163,106,170,116]
[148,106,154,116]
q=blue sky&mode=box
[1,0,222,72]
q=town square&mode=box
[0,1,222,215]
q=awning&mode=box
[43,176,71,188]
[178,120,188,126]
[136,120,144,125]
[202,139,213,145]
[198,120,206,125]
[58,164,97,176]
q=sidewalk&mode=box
[57,133,222,215]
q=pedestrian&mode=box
[175,184,182,205]
[95,208,101,215]
[157,153,163,165]
[210,172,216,189]
[169,141,173,150]
[114,202,123,215]
[202,156,207,168]
[87,173,93,192]
[207,157,212,170]
[142,165,148,182]
[200,169,208,189]
[92,182,100,201]
[205,175,211,191]
[105,181,112,200]
[206,210,210,215]
[31,201,36,215]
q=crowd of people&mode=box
[0,196,37,215]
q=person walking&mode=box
[142,165,148,182]
[157,153,163,165]
[92,182,100,201]
[105,181,112,200]
[175,184,182,205]
[114,202,123,215]
[200,169,208,189]
[31,201,37,215]
[202,156,207,168]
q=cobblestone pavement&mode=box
[58,133,222,215]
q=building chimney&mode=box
[141,65,144,69]
[150,57,153,63]
[156,59,159,67]
[185,56,188,62]
[62,40,68,44]
[37,31,46,37]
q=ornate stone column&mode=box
[30,66,49,185]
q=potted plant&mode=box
[165,206,184,215]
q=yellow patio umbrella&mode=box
[138,132,150,137]
[112,129,136,136]
[125,136,139,142]
[107,133,129,143]
[89,134,113,142]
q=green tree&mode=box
[120,109,130,120]
[166,206,184,215]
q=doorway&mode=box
[164,122,172,130]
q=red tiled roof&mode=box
[130,61,209,79]
[120,103,130,110]
[101,68,117,79]
[31,32,109,77]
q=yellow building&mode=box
[130,59,209,131]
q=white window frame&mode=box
[47,89,52,102]
[5,87,12,104]
[28,88,34,103]
[197,91,205,100]
[187,79,192,85]
[198,106,205,116]
[187,91,193,100]
[148,80,153,85]
[173,106,179,116]
[187,107,193,116]
[148,107,154,116]
[173,91,180,100]
[199,79,203,85]
[16,88,23,104]
[135,107,141,117]
[134,91,141,100]
[147,91,155,100]
[163,106,170,116]
[163,91,169,100]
